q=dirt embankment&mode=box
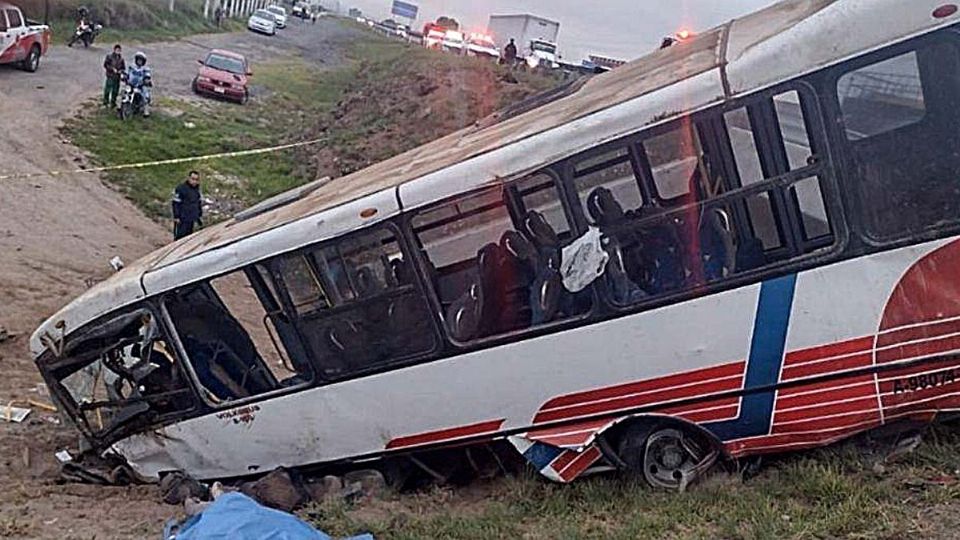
[306,47,559,178]
[0,22,360,539]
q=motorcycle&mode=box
[67,21,103,48]
[118,74,150,120]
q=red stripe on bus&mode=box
[878,318,960,348]
[783,336,873,366]
[728,420,883,456]
[776,374,875,397]
[773,398,880,425]
[876,334,960,364]
[877,355,960,380]
[385,419,504,450]
[775,380,876,410]
[534,376,743,424]
[659,396,741,415]
[780,352,873,381]
[773,410,882,435]
[557,446,603,482]
[539,361,744,411]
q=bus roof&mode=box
[31,0,960,356]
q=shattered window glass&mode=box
[56,309,194,436]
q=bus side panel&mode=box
[111,237,960,479]
[724,237,960,457]
[111,279,763,480]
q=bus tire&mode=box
[615,421,718,491]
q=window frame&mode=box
[407,168,597,349]
[826,29,960,248]
[267,221,444,381]
[159,274,316,410]
[556,80,846,315]
[44,302,201,444]
[5,9,21,28]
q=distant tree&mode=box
[435,16,459,30]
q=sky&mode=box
[330,0,778,62]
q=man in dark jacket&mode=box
[103,44,125,108]
[172,171,203,240]
[503,38,518,66]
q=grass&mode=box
[16,0,245,45]
[301,427,960,539]
[63,56,355,222]
[64,31,560,223]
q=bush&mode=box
[17,0,206,29]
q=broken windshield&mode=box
[53,308,195,440]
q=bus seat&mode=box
[530,251,563,324]
[587,187,626,226]
[698,207,737,281]
[391,258,416,286]
[521,210,560,250]
[446,279,482,341]
[355,266,384,298]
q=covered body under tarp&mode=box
[165,492,373,540]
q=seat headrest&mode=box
[500,230,537,263]
[587,187,625,226]
[522,211,559,248]
[355,266,382,297]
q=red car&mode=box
[192,49,251,104]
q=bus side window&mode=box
[276,227,437,379]
[412,175,590,344]
[836,41,960,241]
[165,271,310,405]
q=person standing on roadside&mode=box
[503,38,518,67]
[214,4,224,29]
[172,171,203,240]
[102,44,125,108]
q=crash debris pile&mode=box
[158,467,381,539]
[160,466,387,510]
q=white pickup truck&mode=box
[0,2,51,72]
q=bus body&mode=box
[31,0,960,487]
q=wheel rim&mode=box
[642,428,715,491]
[30,50,39,70]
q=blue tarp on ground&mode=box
[166,492,374,540]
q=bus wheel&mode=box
[617,423,718,491]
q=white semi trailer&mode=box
[488,13,560,68]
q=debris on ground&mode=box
[58,451,143,485]
[161,471,211,505]
[0,403,31,423]
[0,325,10,343]
[240,467,311,513]
[163,492,374,540]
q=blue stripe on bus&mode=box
[704,274,798,441]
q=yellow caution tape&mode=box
[0,138,326,181]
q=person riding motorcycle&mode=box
[68,7,92,47]
[122,51,153,117]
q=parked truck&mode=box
[0,2,51,72]
[487,13,560,68]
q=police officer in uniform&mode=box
[172,170,203,240]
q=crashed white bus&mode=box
[31,0,960,489]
